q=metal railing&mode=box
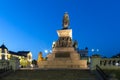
[96,65,108,80]
[0,66,12,75]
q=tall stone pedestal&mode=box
[38,13,87,69]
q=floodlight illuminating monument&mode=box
[38,12,87,69]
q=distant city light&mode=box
[96,49,99,52]
[91,49,94,52]
[44,50,48,53]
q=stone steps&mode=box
[1,69,98,80]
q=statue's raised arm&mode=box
[62,12,70,29]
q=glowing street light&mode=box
[96,49,99,52]
[44,50,48,53]
[91,49,95,52]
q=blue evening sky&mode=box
[0,0,120,59]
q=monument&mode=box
[38,12,87,69]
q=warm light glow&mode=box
[57,29,72,38]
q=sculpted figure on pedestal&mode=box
[62,12,69,29]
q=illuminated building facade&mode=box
[0,44,32,67]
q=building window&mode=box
[2,54,5,60]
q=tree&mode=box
[111,53,120,58]
[92,54,101,57]
[32,59,37,65]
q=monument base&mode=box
[38,47,87,69]
[38,60,87,69]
